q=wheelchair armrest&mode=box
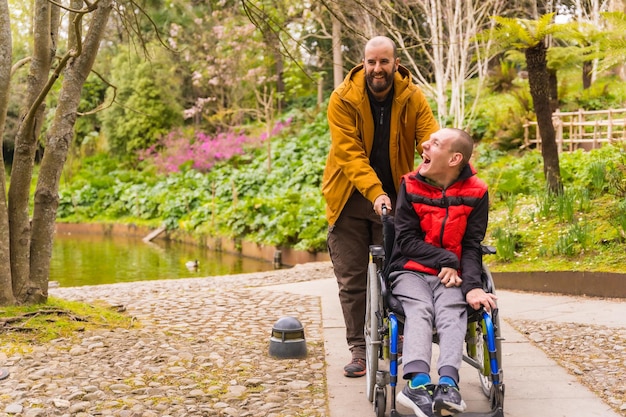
[381,275,406,317]
[380,270,391,298]
[369,244,385,257]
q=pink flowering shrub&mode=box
[140,119,291,173]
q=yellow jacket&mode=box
[322,64,439,226]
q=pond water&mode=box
[49,232,276,287]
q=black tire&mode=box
[374,386,387,417]
[365,261,381,402]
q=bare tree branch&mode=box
[77,69,116,116]
[240,0,315,81]
[47,0,98,14]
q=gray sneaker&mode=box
[343,358,366,377]
[432,384,467,416]
[397,383,435,417]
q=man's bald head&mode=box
[364,36,397,60]
[446,128,475,168]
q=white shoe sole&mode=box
[434,399,467,416]
[397,390,432,417]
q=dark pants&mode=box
[327,192,383,359]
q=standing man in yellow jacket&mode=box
[322,35,439,377]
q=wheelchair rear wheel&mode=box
[472,320,492,397]
[365,261,381,403]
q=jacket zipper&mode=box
[440,189,449,247]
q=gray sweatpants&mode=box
[390,270,467,383]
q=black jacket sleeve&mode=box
[460,191,489,295]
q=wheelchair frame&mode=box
[365,237,505,417]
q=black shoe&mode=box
[343,358,366,378]
[432,384,466,416]
[397,383,435,417]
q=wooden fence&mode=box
[523,108,626,152]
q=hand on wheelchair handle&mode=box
[374,195,392,216]
[466,288,498,313]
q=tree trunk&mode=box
[30,0,114,300]
[548,68,558,112]
[262,30,285,113]
[274,49,285,113]
[525,42,562,195]
[331,14,343,89]
[0,0,15,305]
[0,0,114,306]
[582,60,593,89]
[8,0,55,303]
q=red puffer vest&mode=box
[401,169,488,276]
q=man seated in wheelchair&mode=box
[385,128,497,417]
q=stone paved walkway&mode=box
[1,261,625,417]
[1,263,333,417]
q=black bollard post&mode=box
[273,250,282,269]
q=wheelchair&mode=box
[365,211,505,417]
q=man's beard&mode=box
[366,68,395,93]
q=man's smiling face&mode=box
[419,129,460,186]
[363,40,399,98]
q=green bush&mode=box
[100,45,183,157]
[560,75,626,111]
[554,222,593,257]
[491,227,521,262]
[476,147,543,198]
[610,199,626,241]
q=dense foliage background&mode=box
[4,1,626,274]
[54,67,626,272]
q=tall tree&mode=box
[241,0,290,112]
[0,0,14,305]
[554,0,617,87]
[487,13,565,194]
[0,0,114,306]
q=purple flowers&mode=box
[139,118,291,173]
